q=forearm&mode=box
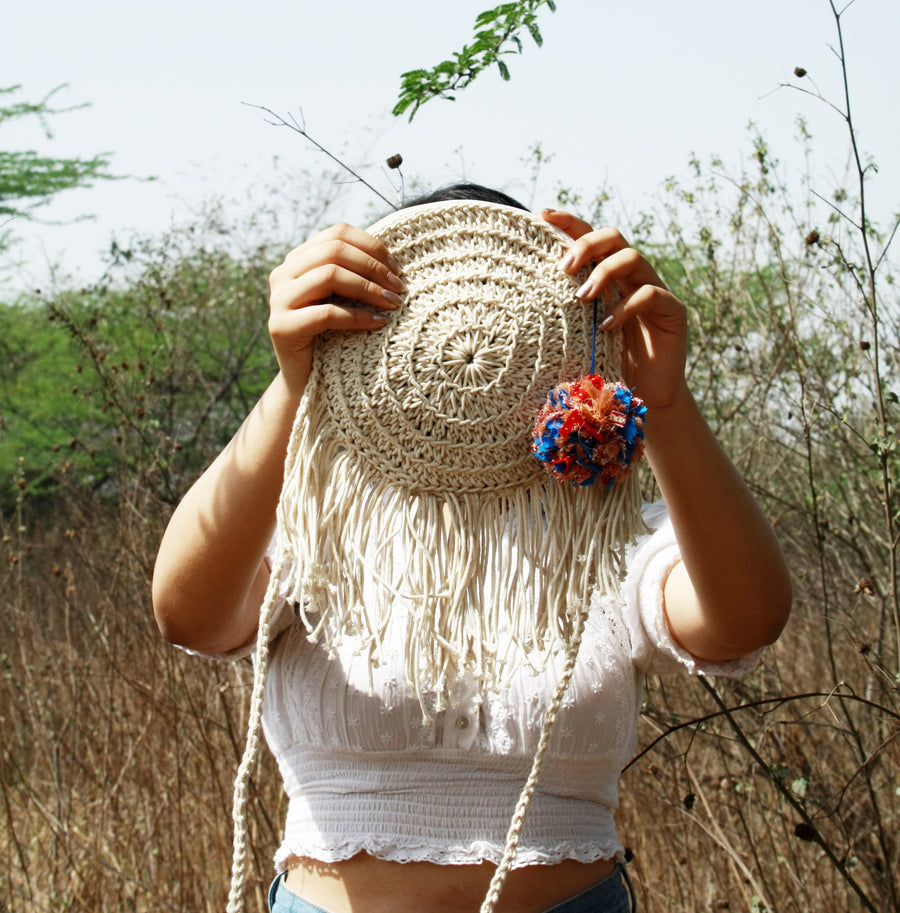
[541,210,790,659]
[151,223,409,653]
[151,371,301,653]
[645,387,792,660]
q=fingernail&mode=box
[575,279,595,300]
[382,289,404,307]
[387,255,400,271]
[372,311,393,323]
[560,251,576,272]
[599,314,614,330]
[386,271,406,292]
[542,208,556,215]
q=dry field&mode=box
[3,28,898,902]
[2,475,897,913]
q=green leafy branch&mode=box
[393,0,557,122]
[1,84,117,250]
[0,83,87,131]
[0,150,112,219]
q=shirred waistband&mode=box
[276,744,621,806]
[273,746,623,871]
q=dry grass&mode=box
[0,492,282,912]
[2,470,897,913]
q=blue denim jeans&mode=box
[268,864,636,912]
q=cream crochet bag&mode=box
[227,201,645,913]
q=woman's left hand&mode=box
[544,210,792,661]
[542,210,688,410]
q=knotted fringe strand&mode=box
[478,601,589,913]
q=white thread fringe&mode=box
[275,360,642,709]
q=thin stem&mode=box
[698,679,878,913]
[828,0,900,674]
[628,688,900,772]
[243,103,397,211]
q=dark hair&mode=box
[401,182,528,211]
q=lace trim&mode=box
[275,840,626,873]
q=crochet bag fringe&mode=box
[275,202,645,703]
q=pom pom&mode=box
[532,374,647,487]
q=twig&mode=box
[627,688,900,772]
[242,103,397,210]
[809,187,862,232]
[874,213,900,271]
[698,678,879,913]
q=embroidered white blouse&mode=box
[217,504,760,872]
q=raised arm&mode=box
[151,223,404,654]
[545,210,791,661]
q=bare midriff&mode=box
[282,853,618,913]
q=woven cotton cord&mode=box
[225,546,291,912]
[477,599,589,913]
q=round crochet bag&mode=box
[227,200,646,913]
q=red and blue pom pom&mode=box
[532,374,647,487]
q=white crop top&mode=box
[214,504,760,873]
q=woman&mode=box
[152,184,791,913]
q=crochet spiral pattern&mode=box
[316,212,594,496]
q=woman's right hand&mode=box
[268,222,406,393]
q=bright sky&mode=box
[4,0,899,293]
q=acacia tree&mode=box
[0,84,112,254]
